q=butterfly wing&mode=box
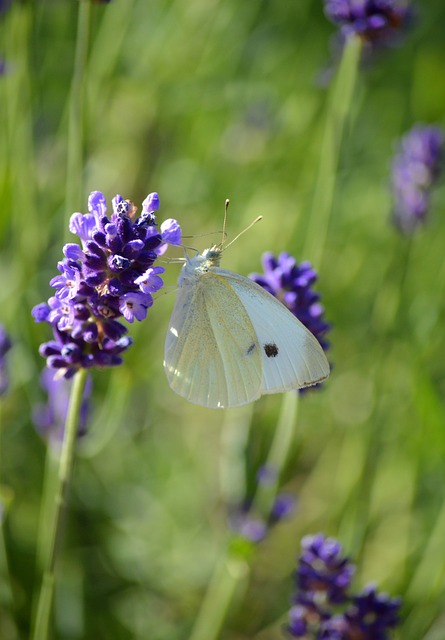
[212,268,330,393]
[164,271,263,408]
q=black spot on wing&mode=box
[264,343,279,358]
[246,343,256,356]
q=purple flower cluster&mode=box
[32,191,181,378]
[288,534,402,639]
[0,325,12,395]
[229,466,296,544]
[391,125,444,234]
[0,0,12,14]
[323,0,412,51]
[0,0,12,76]
[249,253,330,352]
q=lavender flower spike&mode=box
[32,191,181,378]
[249,252,330,352]
[391,124,444,234]
[287,533,402,639]
[0,325,12,395]
[324,0,413,52]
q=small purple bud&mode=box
[32,303,51,322]
[160,218,182,245]
[69,212,97,244]
[88,191,107,226]
[142,192,160,213]
[63,243,85,262]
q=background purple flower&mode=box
[391,124,444,234]
[249,252,330,352]
[0,325,12,395]
[287,534,402,639]
[324,0,413,52]
[297,533,354,605]
[0,0,12,15]
[32,191,181,378]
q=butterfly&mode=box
[164,229,330,409]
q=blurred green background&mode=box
[1,1,445,638]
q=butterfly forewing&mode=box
[164,271,263,408]
[212,269,330,392]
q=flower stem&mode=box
[66,1,91,218]
[189,394,299,640]
[252,391,299,518]
[188,553,248,640]
[303,35,362,268]
[32,368,89,640]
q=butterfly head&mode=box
[201,245,223,267]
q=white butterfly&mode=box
[164,242,330,409]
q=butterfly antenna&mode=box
[224,215,263,251]
[221,198,230,247]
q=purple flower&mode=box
[229,490,295,544]
[135,266,165,294]
[160,218,182,246]
[249,253,330,352]
[323,0,412,52]
[229,507,268,543]
[270,493,296,523]
[391,124,444,234]
[297,534,354,605]
[119,291,153,323]
[287,534,402,639]
[32,191,181,378]
[257,464,278,486]
[0,0,12,15]
[0,325,12,395]
[33,369,92,443]
[142,192,160,213]
[345,585,401,639]
[288,605,310,637]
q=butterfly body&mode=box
[164,245,329,409]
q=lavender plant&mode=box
[391,125,444,234]
[31,191,180,640]
[229,465,296,544]
[0,325,11,396]
[288,534,402,639]
[323,0,412,53]
[32,191,181,377]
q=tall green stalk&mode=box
[65,1,91,219]
[32,368,88,640]
[189,393,299,640]
[303,35,362,268]
[189,32,362,640]
[252,392,299,519]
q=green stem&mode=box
[66,1,91,219]
[32,369,88,640]
[252,391,299,518]
[303,35,362,268]
[188,554,248,640]
[189,394,299,640]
